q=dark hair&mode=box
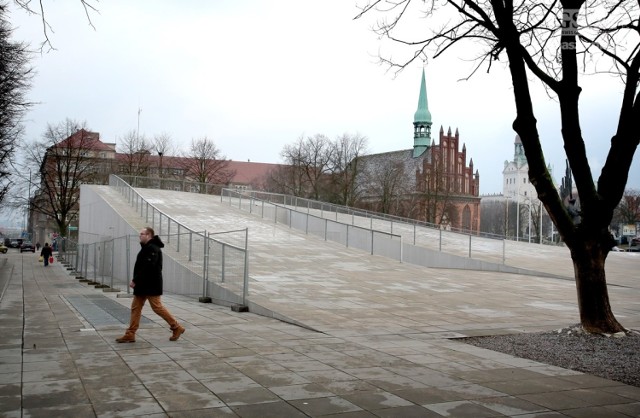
[144,226,155,236]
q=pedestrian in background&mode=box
[40,243,52,267]
[116,227,185,343]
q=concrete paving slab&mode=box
[1,184,640,416]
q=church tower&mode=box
[413,68,432,158]
[503,135,536,201]
[513,134,527,167]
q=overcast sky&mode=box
[8,0,639,202]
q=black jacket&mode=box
[40,245,53,258]
[132,235,164,296]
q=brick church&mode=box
[357,69,481,232]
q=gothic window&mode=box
[462,205,472,230]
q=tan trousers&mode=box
[124,295,179,336]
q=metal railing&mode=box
[221,188,403,261]
[75,175,251,305]
[219,189,532,265]
[116,175,226,196]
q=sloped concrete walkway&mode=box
[1,186,639,417]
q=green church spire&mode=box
[413,68,432,157]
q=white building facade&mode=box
[503,135,538,202]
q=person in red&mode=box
[116,227,185,343]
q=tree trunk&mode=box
[570,243,625,333]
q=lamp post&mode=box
[158,151,163,188]
[504,195,511,238]
[516,167,521,242]
[26,168,31,239]
[528,198,532,243]
[539,200,543,244]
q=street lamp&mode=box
[516,194,532,243]
[504,195,512,239]
[528,198,532,243]
[158,151,163,178]
[515,168,521,242]
[26,168,31,239]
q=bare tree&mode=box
[613,189,640,226]
[0,5,33,204]
[24,119,98,236]
[264,164,308,197]
[281,134,334,200]
[182,137,234,190]
[357,0,640,333]
[329,133,368,206]
[277,138,311,197]
[117,130,151,177]
[12,0,99,51]
[480,199,507,236]
[363,159,408,215]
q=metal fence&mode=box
[72,176,251,306]
[108,176,515,264]
[221,189,403,261]
[116,175,226,196]
[61,233,248,301]
[219,189,545,265]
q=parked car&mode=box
[631,236,640,247]
[9,240,20,248]
[0,243,7,254]
[20,242,36,253]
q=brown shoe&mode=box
[115,335,136,343]
[170,325,185,341]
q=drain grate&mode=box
[65,294,153,328]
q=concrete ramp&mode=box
[79,184,640,335]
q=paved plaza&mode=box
[1,186,639,417]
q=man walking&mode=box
[116,227,185,343]
[40,243,53,267]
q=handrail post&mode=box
[202,231,208,299]
[110,239,115,289]
[324,219,328,241]
[125,236,131,294]
[242,228,249,306]
[413,224,416,245]
[221,245,226,283]
[502,239,506,264]
[91,244,96,283]
[370,230,374,255]
[346,225,350,248]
